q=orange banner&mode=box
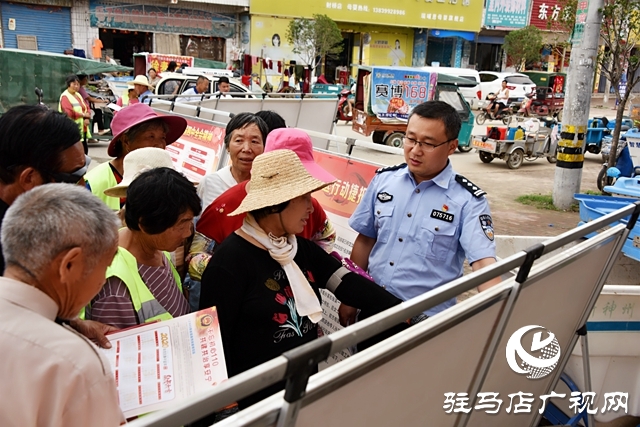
[312,151,379,218]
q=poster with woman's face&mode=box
[412,30,427,68]
[368,33,412,67]
[251,17,302,62]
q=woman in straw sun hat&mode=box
[84,103,186,210]
[198,149,406,410]
[187,128,337,311]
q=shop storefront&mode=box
[528,0,571,72]
[475,0,531,72]
[88,0,243,67]
[0,0,72,53]
[249,0,483,81]
[425,29,475,68]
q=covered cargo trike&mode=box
[471,117,560,169]
[0,48,132,115]
[351,65,476,152]
[522,71,566,120]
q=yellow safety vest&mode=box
[80,247,182,323]
[120,91,130,107]
[84,162,120,211]
[58,90,92,138]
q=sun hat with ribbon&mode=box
[229,149,335,216]
[264,128,336,182]
[107,103,187,157]
[128,75,154,89]
[104,147,176,198]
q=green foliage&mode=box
[516,193,578,211]
[598,0,640,167]
[285,14,343,70]
[503,26,543,71]
[549,0,578,33]
[559,0,640,168]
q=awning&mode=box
[429,30,475,42]
[477,35,504,44]
[72,59,133,75]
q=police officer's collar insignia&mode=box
[377,192,393,202]
[376,163,407,174]
[479,214,494,241]
[455,174,486,198]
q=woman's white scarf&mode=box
[241,214,323,323]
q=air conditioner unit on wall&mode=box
[17,35,37,51]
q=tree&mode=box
[285,14,343,74]
[503,26,544,71]
[594,0,640,171]
[549,0,578,33]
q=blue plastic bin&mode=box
[574,193,640,261]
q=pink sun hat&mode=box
[264,128,336,183]
[108,103,187,157]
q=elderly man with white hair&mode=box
[0,184,124,427]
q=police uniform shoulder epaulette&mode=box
[455,174,487,198]
[376,163,407,174]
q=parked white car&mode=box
[478,72,536,106]
[422,66,481,109]
[154,71,258,99]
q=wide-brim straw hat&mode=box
[229,149,335,216]
[128,74,154,89]
[107,103,187,157]
[104,147,176,198]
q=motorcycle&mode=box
[475,97,514,125]
[335,87,353,123]
[596,136,637,193]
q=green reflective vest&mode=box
[120,90,130,107]
[84,162,120,211]
[80,247,182,323]
[58,89,91,138]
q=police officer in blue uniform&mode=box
[342,100,499,323]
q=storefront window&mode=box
[180,36,225,62]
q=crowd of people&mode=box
[58,64,233,149]
[0,98,498,426]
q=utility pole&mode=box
[552,0,604,209]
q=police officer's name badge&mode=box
[479,214,494,241]
[431,209,454,223]
[377,192,393,202]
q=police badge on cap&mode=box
[479,214,494,241]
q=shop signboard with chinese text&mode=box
[529,0,565,31]
[250,0,483,32]
[146,54,193,73]
[572,0,589,43]
[484,0,530,28]
[89,0,235,37]
[369,67,436,121]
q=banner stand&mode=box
[126,202,640,427]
